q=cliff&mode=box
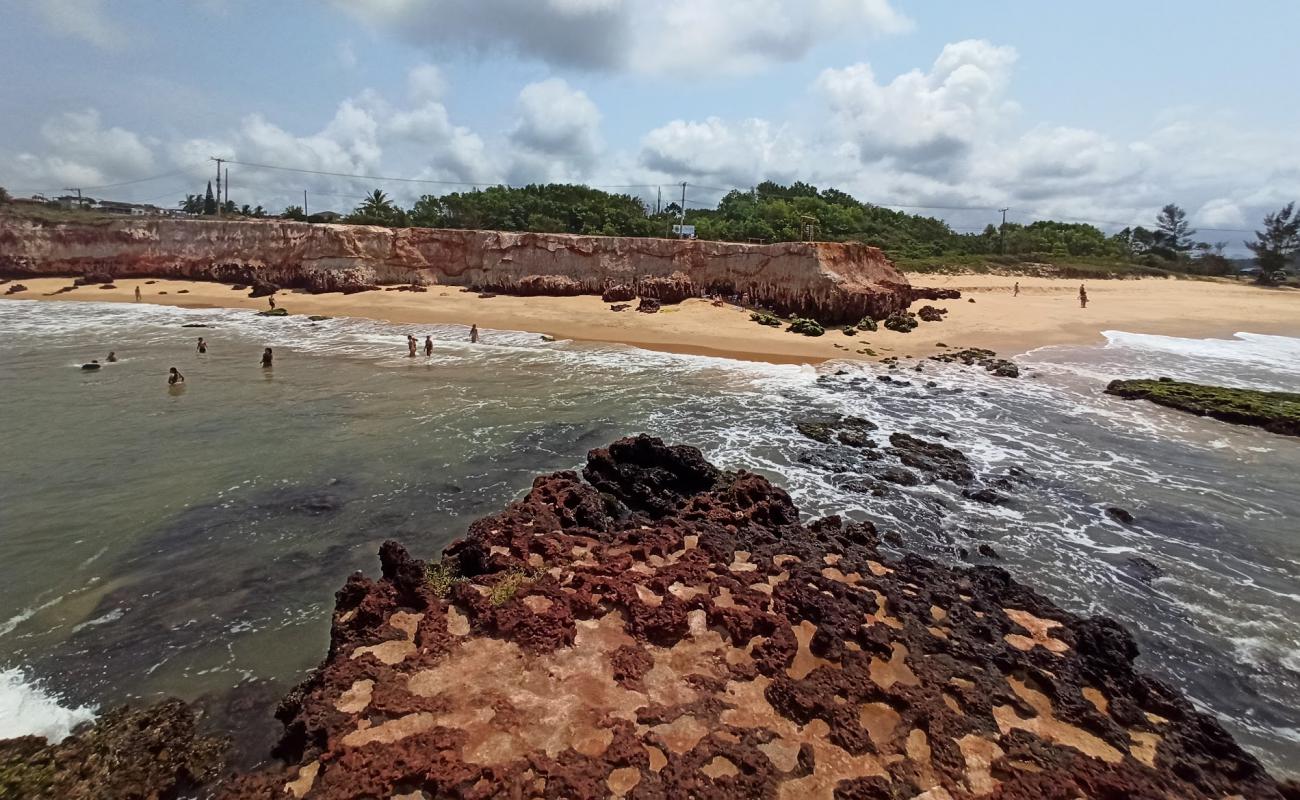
[0,216,918,322]
[215,436,1291,800]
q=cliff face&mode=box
[219,436,1291,800]
[0,217,913,322]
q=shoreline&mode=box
[3,274,1297,363]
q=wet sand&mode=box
[4,275,1297,363]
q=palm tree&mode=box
[357,189,395,217]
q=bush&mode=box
[786,317,825,336]
[750,311,782,327]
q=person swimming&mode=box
[106,352,118,362]
[168,367,184,385]
[261,347,273,368]
[424,336,433,357]
[469,324,479,344]
[196,337,207,354]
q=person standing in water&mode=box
[261,348,273,368]
[134,286,142,302]
[424,336,433,357]
[106,351,118,362]
[1079,284,1088,308]
[1013,281,1020,297]
[469,324,479,344]
[168,367,184,385]
[196,337,207,354]
[407,335,417,357]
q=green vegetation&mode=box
[1105,378,1300,437]
[489,569,536,606]
[407,184,664,237]
[257,308,288,317]
[1245,202,1300,285]
[884,312,918,333]
[786,317,825,336]
[856,317,878,332]
[750,311,782,327]
[425,560,465,599]
[307,314,330,321]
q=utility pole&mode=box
[679,182,687,235]
[998,207,1009,254]
[63,187,83,208]
[224,168,229,207]
[655,186,661,216]
[211,157,224,216]
[303,190,308,219]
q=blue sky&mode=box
[2,0,1297,246]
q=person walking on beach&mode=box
[424,336,433,357]
[1079,284,1088,309]
[106,351,117,362]
[268,295,276,310]
[134,286,142,302]
[168,367,184,385]
[1013,281,1020,297]
[261,348,274,368]
[469,324,479,344]
[407,335,417,357]
[196,337,207,354]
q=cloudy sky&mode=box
[2,0,1297,246]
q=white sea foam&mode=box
[1101,330,1300,381]
[0,668,96,742]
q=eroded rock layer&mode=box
[222,435,1291,800]
[0,218,914,321]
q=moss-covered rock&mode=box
[840,326,857,336]
[307,314,330,321]
[256,307,288,317]
[856,316,878,332]
[785,317,824,336]
[749,311,782,327]
[1105,379,1300,437]
[883,312,918,333]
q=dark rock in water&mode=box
[601,284,636,302]
[1106,378,1300,437]
[888,432,974,483]
[609,303,630,312]
[797,447,868,473]
[247,280,278,298]
[963,487,1011,505]
[839,477,891,496]
[875,465,920,485]
[929,347,1020,378]
[4,283,28,295]
[636,297,661,314]
[216,435,1293,800]
[307,315,330,321]
[80,362,101,370]
[181,323,212,328]
[1106,506,1136,524]
[1125,556,1163,585]
[0,699,226,799]
[257,307,289,317]
[795,414,877,447]
[978,543,1001,559]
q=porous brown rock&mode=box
[218,435,1293,800]
[0,218,919,322]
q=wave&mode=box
[0,667,96,742]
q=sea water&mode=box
[0,299,1296,776]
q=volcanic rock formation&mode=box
[0,217,921,322]
[218,435,1292,799]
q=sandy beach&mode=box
[4,274,1297,363]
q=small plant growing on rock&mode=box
[749,311,782,327]
[489,569,535,606]
[856,317,878,332]
[425,560,465,598]
[884,312,918,333]
[786,317,825,336]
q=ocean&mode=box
[0,299,1297,777]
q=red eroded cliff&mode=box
[0,216,915,321]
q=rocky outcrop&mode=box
[217,435,1292,799]
[0,217,917,322]
[1106,378,1300,437]
[0,699,227,799]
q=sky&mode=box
[2,0,1297,247]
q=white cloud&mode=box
[407,63,446,104]
[337,40,358,70]
[508,79,602,179]
[9,110,155,190]
[1196,198,1247,230]
[816,39,1018,176]
[639,117,804,188]
[335,0,910,75]
[34,0,129,50]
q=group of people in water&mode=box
[406,324,479,357]
[1010,281,1089,308]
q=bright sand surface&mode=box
[4,274,1297,363]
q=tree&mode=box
[1154,204,1196,256]
[349,189,406,226]
[203,182,217,215]
[281,205,306,221]
[179,194,205,214]
[0,186,10,204]
[1245,202,1300,284]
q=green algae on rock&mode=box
[1105,379,1300,437]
